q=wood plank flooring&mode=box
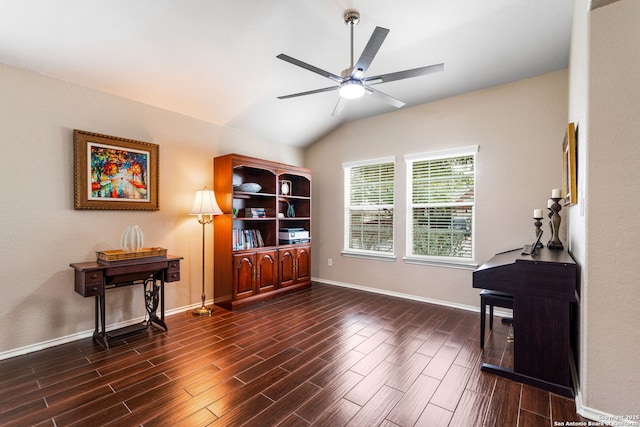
[0,282,588,426]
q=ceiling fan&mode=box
[276,11,444,116]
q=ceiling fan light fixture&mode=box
[276,11,444,115]
[339,80,365,99]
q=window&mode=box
[405,146,477,267]
[343,157,395,260]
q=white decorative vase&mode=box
[121,225,144,252]
[281,181,289,195]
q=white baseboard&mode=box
[311,277,513,318]
[571,361,638,426]
[0,301,207,361]
[575,393,639,427]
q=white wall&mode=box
[568,0,591,415]
[306,70,568,308]
[0,63,303,356]
[569,0,640,416]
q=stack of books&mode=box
[245,207,266,218]
[232,229,265,250]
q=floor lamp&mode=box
[189,187,223,316]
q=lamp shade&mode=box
[189,189,223,215]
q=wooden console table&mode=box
[70,255,182,349]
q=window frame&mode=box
[342,156,396,262]
[404,146,478,269]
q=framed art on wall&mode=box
[73,130,159,210]
[562,122,577,206]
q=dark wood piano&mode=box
[473,247,577,397]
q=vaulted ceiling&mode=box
[0,0,573,147]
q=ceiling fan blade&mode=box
[331,96,348,116]
[368,87,405,108]
[352,26,390,78]
[364,63,445,85]
[278,85,339,100]
[277,54,344,83]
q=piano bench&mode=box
[480,289,514,349]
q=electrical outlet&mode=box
[327,258,333,267]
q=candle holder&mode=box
[533,216,544,248]
[547,197,564,250]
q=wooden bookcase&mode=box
[213,154,312,309]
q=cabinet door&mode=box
[279,249,295,287]
[295,246,311,282]
[256,250,278,293]
[233,253,255,299]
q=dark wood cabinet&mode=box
[232,252,256,299]
[256,250,279,294]
[279,245,311,287]
[232,249,279,300]
[214,154,312,309]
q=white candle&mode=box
[552,188,561,198]
[533,209,543,218]
[548,199,554,208]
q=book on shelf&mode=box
[232,228,265,250]
[244,207,266,218]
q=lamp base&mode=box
[192,305,213,316]
[547,242,564,250]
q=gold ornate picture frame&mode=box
[74,130,159,210]
[562,122,577,206]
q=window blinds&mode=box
[409,153,475,259]
[345,161,394,253]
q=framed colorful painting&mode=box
[74,130,159,210]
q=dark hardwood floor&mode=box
[0,282,587,426]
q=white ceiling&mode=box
[0,0,573,147]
